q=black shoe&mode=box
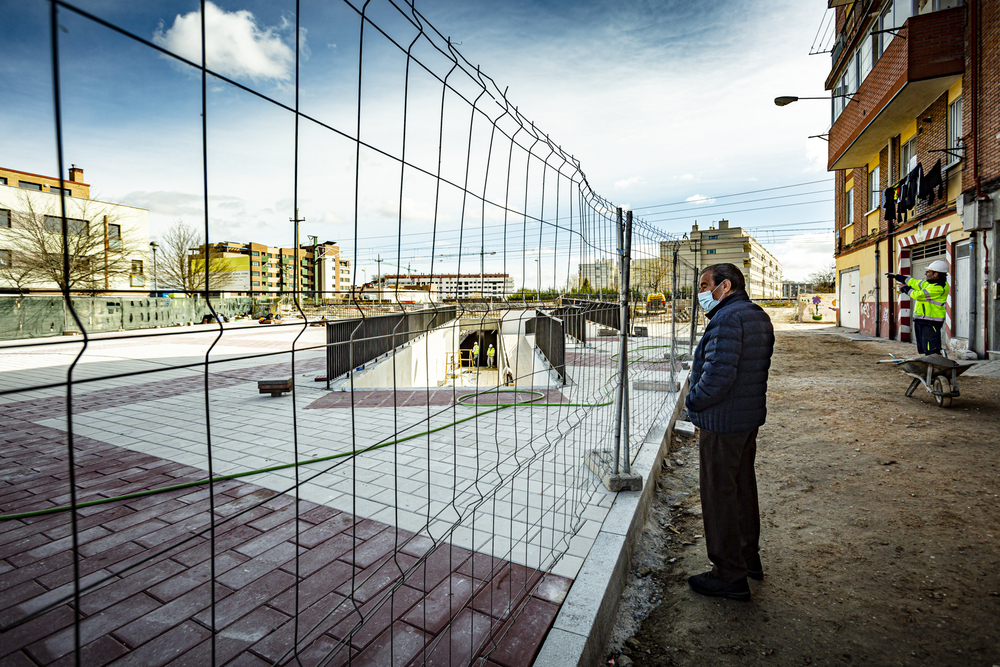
[688,572,751,600]
[745,554,764,581]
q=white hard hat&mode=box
[927,259,949,273]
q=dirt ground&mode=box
[606,328,1000,667]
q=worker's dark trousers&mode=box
[913,319,943,355]
[698,428,760,583]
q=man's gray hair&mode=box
[701,263,746,292]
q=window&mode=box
[50,187,71,197]
[900,136,917,174]
[108,223,122,249]
[19,181,42,191]
[743,259,751,268]
[0,177,7,185]
[251,271,260,277]
[43,216,88,235]
[252,251,259,256]
[0,249,10,267]
[707,235,718,240]
[911,239,946,261]
[868,165,880,211]
[251,261,259,266]
[878,5,894,56]
[948,95,963,162]
[0,209,9,228]
[706,249,717,255]
[845,187,855,227]
[132,260,144,274]
[858,35,873,83]
[251,281,260,286]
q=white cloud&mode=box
[153,2,295,83]
[685,194,716,205]
[675,174,695,181]
[614,176,640,189]
[804,136,828,173]
[769,232,835,281]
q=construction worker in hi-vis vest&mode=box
[487,343,495,367]
[472,342,480,366]
[886,259,949,356]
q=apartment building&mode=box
[824,0,998,356]
[0,165,150,294]
[194,240,350,298]
[382,273,514,299]
[578,259,617,291]
[661,220,784,299]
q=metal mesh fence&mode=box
[0,2,706,665]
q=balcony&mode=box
[828,7,965,171]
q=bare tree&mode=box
[808,262,836,293]
[630,257,672,298]
[0,192,143,293]
[0,246,41,295]
[156,219,232,293]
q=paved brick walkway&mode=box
[0,411,570,666]
[306,389,568,410]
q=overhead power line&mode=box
[648,199,831,223]
[631,178,833,211]
[642,189,831,218]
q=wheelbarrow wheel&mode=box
[933,376,952,408]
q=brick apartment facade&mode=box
[827,0,999,357]
[194,241,351,299]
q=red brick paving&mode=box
[1,405,572,665]
[0,356,326,422]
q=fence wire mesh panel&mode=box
[0,2,697,666]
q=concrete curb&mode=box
[534,371,690,667]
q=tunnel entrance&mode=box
[334,313,559,391]
[459,329,499,368]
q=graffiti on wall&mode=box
[859,285,878,335]
[798,294,837,323]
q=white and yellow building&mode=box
[825,1,998,357]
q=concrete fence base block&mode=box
[535,371,690,667]
[584,450,643,492]
[673,420,696,437]
[634,380,681,392]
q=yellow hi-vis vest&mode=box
[487,346,495,357]
[906,277,948,322]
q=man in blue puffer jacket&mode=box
[685,263,774,600]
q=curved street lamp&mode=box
[775,94,859,106]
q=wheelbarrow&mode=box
[876,354,975,408]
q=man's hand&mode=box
[899,285,911,294]
[885,272,906,283]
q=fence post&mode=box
[689,262,700,354]
[612,209,635,476]
[670,244,679,392]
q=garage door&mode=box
[909,239,947,284]
[840,268,860,329]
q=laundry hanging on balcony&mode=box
[882,161,943,223]
[917,159,944,205]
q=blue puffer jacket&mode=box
[685,290,774,434]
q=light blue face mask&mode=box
[697,284,724,313]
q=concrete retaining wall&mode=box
[0,295,254,340]
[349,326,458,389]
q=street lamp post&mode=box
[149,241,159,296]
[774,94,859,106]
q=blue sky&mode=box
[1,0,834,283]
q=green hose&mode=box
[0,345,675,522]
